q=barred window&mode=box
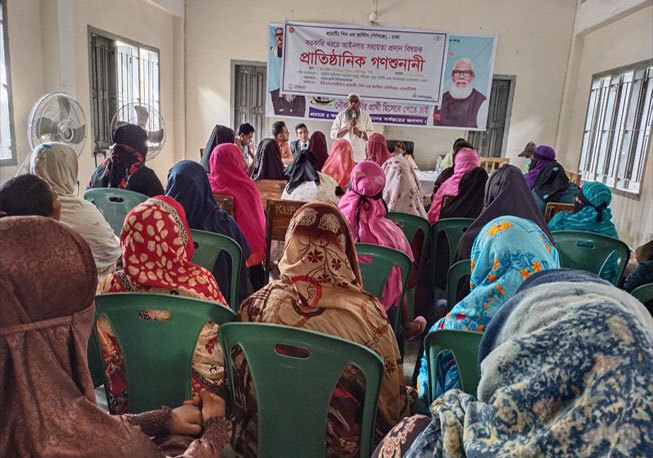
[0,0,15,165]
[579,61,653,195]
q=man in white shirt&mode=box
[330,93,375,163]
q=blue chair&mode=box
[84,188,148,236]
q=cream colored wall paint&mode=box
[0,0,179,190]
[556,5,653,247]
[185,0,577,170]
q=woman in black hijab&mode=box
[440,167,489,219]
[250,138,286,181]
[200,125,235,172]
[88,123,164,197]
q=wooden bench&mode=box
[479,157,510,174]
[212,194,235,218]
[256,179,288,209]
[545,202,575,222]
[565,171,581,186]
[264,199,306,283]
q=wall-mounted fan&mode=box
[15,92,87,176]
[110,103,166,160]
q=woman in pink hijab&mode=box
[427,147,481,223]
[209,143,266,269]
[322,138,355,188]
[367,132,392,166]
[339,160,426,338]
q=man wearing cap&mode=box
[330,93,375,163]
[519,141,537,172]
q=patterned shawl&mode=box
[236,202,409,457]
[382,156,428,219]
[339,160,414,310]
[322,139,356,188]
[427,148,481,223]
[91,143,146,189]
[417,215,559,403]
[404,269,652,457]
[367,133,392,166]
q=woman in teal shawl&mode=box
[415,215,560,410]
[549,181,620,283]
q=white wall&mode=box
[556,2,653,247]
[0,0,182,189]
[185,0,577,170]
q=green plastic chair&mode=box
[429,218,474,302]
[446,259,472,309]
[84,188,149,236]
[189,229,243,311]
[87,331,105,389]
[424,329,483,402]
[552,230,630,285]
[355,243,412,333]
[219,322,384,458]
[94,292,236,413]
[631,283,653,306]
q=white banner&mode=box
[280,22,448,104]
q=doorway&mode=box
[468,76,515,157]
[232,62,266,144]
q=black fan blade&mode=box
[147,129,164,144]
[35,117,59,136]
[57,96,71,119]
[134,105,150,129]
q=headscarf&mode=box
[100,195,224,302]
[405,269,652,457]
[367,132,392,166]
[308,131,329,171]
[209,143,266,266]
[322,138,355,188]
[201,124,235,172]
[165,160,252,304]
[236,202,409,455]
[250,138,286,180]
[382,156,428,219]
[439,167,488,219]
[456,164,553,261]
[531,161,570,201]
[284,149,320,194]
[417,215,560,402]
[30,143,120,278]
[0,216,165,457]
[427,147,481,223]
[339,161,414,310]
[524,144,556,188]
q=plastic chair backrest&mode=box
[189,229,242,311]
[84,188,149,236]
[386,212,430,245]
[544,202,575,222]
[264,199,306,283]
[431,217,474,279]
[424,329,483,402]
[355,243,412,333]
[631,283,653,306]
[95,293,236,413]
[446,259,471,309]
[87,331,105,388]
[552,230,630,285]
[219,322,383,458]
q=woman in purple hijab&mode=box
[524,145,556,188]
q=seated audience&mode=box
[439,167,488,219]
[427,145,481,223]
[322,138,356,188]
[402,150,419,169]
[518,140,537,172]
[290,122,310,159]
[166,160,252,305]
[0,216,231,457]
[31,142,120,279]
[530,149,578,213]
[431,139,473,196]
[623,239,653,294]
[367,132,392,166]
[382,154,428,219]
[201,124,235,172]
[250,138,286,180]
[96,196,228,414]
[549,181,621,283]
[523,144,556,189]
[392,141,406,157]
[307,130,329,171]
[281,148,339,204]
[0,174,61,220]
[375,269,652,457]
[439,137,466,171]
[88,123,164,197]
[209,143,267,290]
[339,160,426,338]
[416,215,560,408]
[235,122,256,171]
[235,202,410,457]
[272,120,292,164]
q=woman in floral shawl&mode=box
[382,155,428,219]
[374,269,652,457]
[416,215,560,408]
[97,196,228,413]
[234,202,410,458]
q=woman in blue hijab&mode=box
[549,181,620,283]
[165,160,251,305]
